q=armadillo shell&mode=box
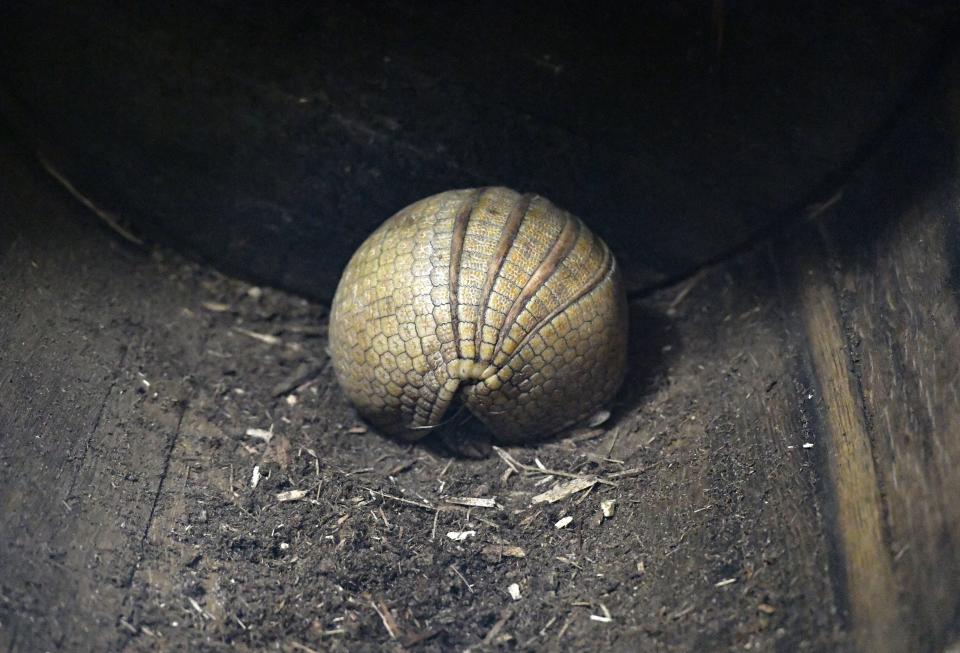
[329,187,628,443]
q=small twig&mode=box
[188,597,213,620]
[118,618,138,634]
[667,268,707,313]
[38,154,144,245]
[367,595,402,640]
[233,327,281,345]
[539,615,558,637]
[482,608,513,645]
[361,486,435,511]
[805,189,844,220]
[444,496,499,509]
[605,427,623,457]
[437,459,454,478]
[606,463,658,480]
[449,565,474,593]
[492,446,523,474]
[491,446,618,486]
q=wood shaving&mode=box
[481,544,526,559]
[601,499,617,518]
[446,530,476,541]
[245,426,273,443]
[276,489,308,502]
[531,476,598,504]
[444,496,499,509]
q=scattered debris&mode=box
[481,544,526,560]
[118,618,138,634]
[446,530,477,542]
[271,362,323,397]
[589,603,613,623]
[531,476,598,505]
[715,578,737,587]
[188,597,213,620]
[482,608,514,645]
[246,425,274,443]
[362,487,435,511]
[556,556,582,569]
[445,496,499,509]
[367,595,402,640]
[492,446,617,487]
[43,235,823,651]
[601,499,617,518]
[449,565,474,593]
[802,442,815,449]
[233,327,281,345]
[583,452,624,466]
[276,489,309,502]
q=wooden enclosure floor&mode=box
[3,67,960,653]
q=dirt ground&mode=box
[88,242,838,652]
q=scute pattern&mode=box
[329,187,628,442]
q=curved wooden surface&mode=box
[0,1,957,299]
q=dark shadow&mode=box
[419,406,495,461]
[616,303,680,414]
[949,213,960,300]
[807,61,960,274]
[2,2,959,302]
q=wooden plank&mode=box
[767,42,960,651]
[794,244,905,652]
[822,186,960,651]
[0,149,204,652]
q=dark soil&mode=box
[112,250,840,652]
